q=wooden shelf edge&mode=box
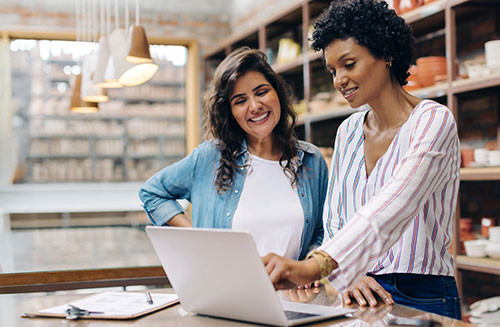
[409,83,448,98]
[401,0,448,24]
[451,73,500,94]
[460,167,500,181]
[297,106,361,125]
[456,255,500,275]
[272,55,305,74]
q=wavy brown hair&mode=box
[204,47,299,194]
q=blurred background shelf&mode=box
[456,255,500,275]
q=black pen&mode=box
[145,291,154,305]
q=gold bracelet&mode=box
[306,250,335,279]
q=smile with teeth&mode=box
[342,87,358,97]
[249,112,270,122]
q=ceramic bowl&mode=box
[489,227,500,241]
[464,240,488,258]
[464,59,490,79]
[485,241,500,259]
[489,150,500,166]
[485,40,500,70]
[474,148,489,165]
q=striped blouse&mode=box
[319,100,460,292]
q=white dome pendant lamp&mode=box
[108,0,135,85]
[96,0,122,88]
[93,0,121,88]
[71,0,98,113]
[80,0,108,103]
[118,0,158,86]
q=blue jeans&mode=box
[368,273,461,320]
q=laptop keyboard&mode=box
[284,310,320,320]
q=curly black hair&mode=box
[203,47,299,194]
[311,0,414,86]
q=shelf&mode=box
[122,97,184,104]
[409,82,448,99]
[296,106,367,125]
[460,167,500,181]
[128,135,185,140]
[30,134,123,139]
[127,154,183,160]
[28,154,90,159]
[401,0,447,25]
[451,72,500,94]
[456,255,500,275]
[272,55,305,75]
[147,81,184,87]
[29,114,185,121]
[401,0,447,37]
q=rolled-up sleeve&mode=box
[139,145,202,225]
[320,107,459,291]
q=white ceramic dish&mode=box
[485,241,500,259]
[485,40,500,69]
[464,240,488,258]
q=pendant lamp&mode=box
[93,0,122,88]
[125,0,154,64]
[117,0,158,86]
[71,74,99,113]
[80,0,108,102]
[71,0,99,112]
[81,53,109,102]
[107,0,134,85]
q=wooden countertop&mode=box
[0,288,474,327]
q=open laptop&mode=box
[146,226,354,326]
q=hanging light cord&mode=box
[135,0,139,26]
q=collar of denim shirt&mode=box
[234,138,316,167]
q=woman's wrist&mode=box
[306,250,337,279]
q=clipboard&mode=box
[24,291,180,320]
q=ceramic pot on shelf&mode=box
[416,56,447,87]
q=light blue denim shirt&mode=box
[139,139,328,259]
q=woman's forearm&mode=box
[167,213,192,227]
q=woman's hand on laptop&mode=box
[262,253,321,290]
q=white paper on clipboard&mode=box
[37,291,179,319]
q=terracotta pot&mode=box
[460,218,473,234]
[399,0,419,14]
[404,65,422,91]
[416,56,447,87]
[461,148,474,167]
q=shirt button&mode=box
[306,219,310,223]
[226,212,231,217]
[234,190,239,194]
[301,193,305,197]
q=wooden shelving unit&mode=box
[203,0,500,301]
[460,167,500,181]
[456,255,500,275]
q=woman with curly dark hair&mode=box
[263,0,461,319]
[140,47,328,260]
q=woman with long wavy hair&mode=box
[140,47,328,260]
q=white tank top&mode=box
[232,153,304,259]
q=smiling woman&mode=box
[261,0,462,320]
[140,47,329,261]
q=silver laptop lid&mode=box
[146,226,288,326]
